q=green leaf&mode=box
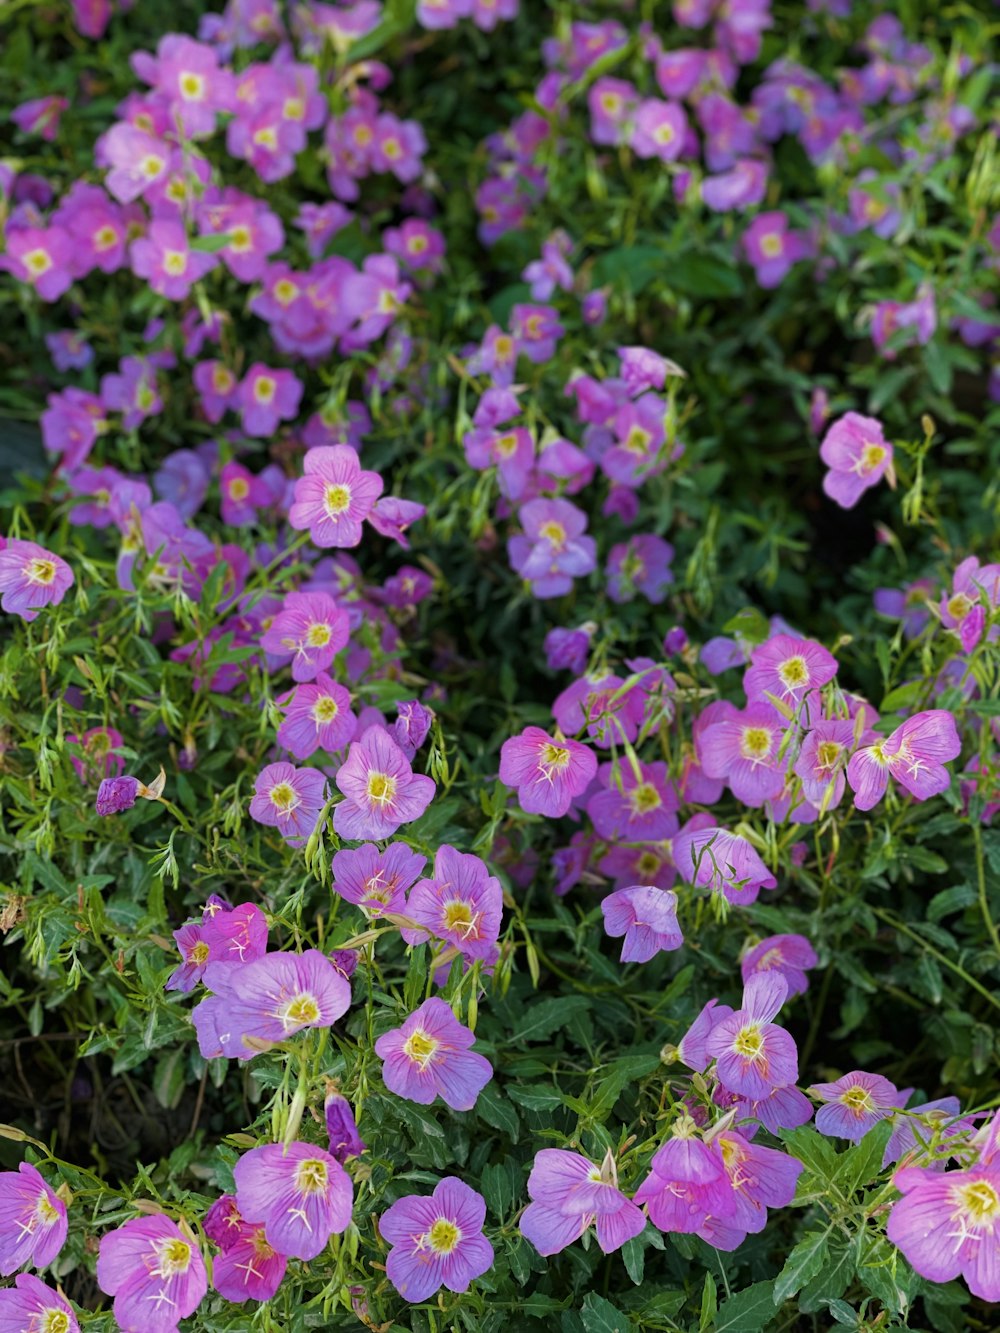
[722,606,770,645]
[780,1126,841,1183]
[523,1295,566,1319]
[581,1294,631,1333]
[152,1049,186,1110]
[774,1229,832,1305]
[714,1281,778,1332]
[479,1160,520,1221]
[668,253,744,298]
[475,1083,519,1141]
[799,1235,860,1313]
[700,1272,718,1330]
[832,1120,892,1197]
[511,995,591,1043]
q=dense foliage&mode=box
[0,1,998,1331]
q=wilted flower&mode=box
[324,1091,366,1163]
[600,886,683,963]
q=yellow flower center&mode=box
[140,153,165,178]
[427,1218,461,1253]
[759,232,784,258]
[637,851,662,877]
[154,1237,192,1277]
[24,248,53,276]
[187,941,210,965]
[179,71,205,100]
[624,425,651,456]
[367,772,396,804]
[274,279,299,305]
[94,225,118,251]
[495,432,519,458]
[539,742,571,772]
[228,476,250,501]
[163,249,187,276]
[283,97,305,121]
[283,993,321,1027]
[629,782,662,814]
[253,376,276,404]
[860,442,886,473]
[947,593,972,620]
[955,1179,1000,1226]
[740,726,772,760]
[39,1311,70,1333]
[443,899,477,938]
[26,558,57,586]
[382,138,402,159]
[816,740,842,769]
[295,1158,328,1194]
[312,696,340,724]
[539,520,567,547]
[324,483,352,516]
[254,126,278,149]
[269,781,298,812]
[409,234,428,254]
[778,655,808,688]
[733,1024,764,1060]
[229,225,252,252]
[36,1196,60,1226]
[654,122,676,144]
[305,622,332,648]
[839,1085,874,1115]
[494,335,513,359]
[402,1028,439,1069]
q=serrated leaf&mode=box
[715,1280,777,1331]
[780,1126,841,1184]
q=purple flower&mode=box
[192,950,351,1061]
[332,841,425,918]
[811,1071,907,1142]
[380,1177,493,1303]
[0,1274,79,1331]
[699,1132,803,1250]
[618,346,673,395]
[393,700,433,761]
[706,974,799,1099]
[673,817,776,905]
[702,159,768,212]
[605,535,674,604]
[374,997,493,1111]
[678,999,734,1073]
[69,725,125,782]
[324,1091,366,1163]
[887,1164,1000,1301]
[499,726,598,818]
[233,1142,353,1260]
[741,934,818,998]
[601,886,683,963]
[820,412,894,509]
[634,1123,735,1234]
[130,220,217,300]
[333,726,435,839]
[697,702,790,806]
[46,329,92,371]
[544,626,592,674]
[587,759,678,842]
[249,763,327,846]
[208,1199,286,1304]
[368,496,425,549]
[0,226,75,301]
[742,211,812,287]
[288,445,384,549]
[847,709,961,811]
[237,365,303,438]
[277,673,356,759]
[401,845,503,965]
[0,539,74,622]
[508,498,597,599]
[883,1098,970,1170]
[939,556,1000,654]
[793,719,859,811]
[743,633,837,705]
[0,1163,68,1275]
[97,1214,207,1333]
[166,902,269,993]
[95,775,140,816]
[520,1148,644,1257]
[260,591,350,683]
[630,98,688,161]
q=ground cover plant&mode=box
[0,0,998,1329]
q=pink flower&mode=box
[237,365,303,437]
[939,556,1000,654]
[233,1142,353,1260]
[11,95,68,142]
[634,1125,736,1234]
[888,1164,1000,1301]
[248,762,327,845]
[672,817,777,905]
[699,1132,803,1251]
[601,885,683,963]
[332,841,426,917]
[276,672,356,758]
[192,950,351,1061]
[0,1275,79,1332]
[520,1149,644,1257]
[166,902,269,993]
[697,701,790,806]
[0,226,74,301]
[206,1198,286,1304]
[97,1214,207,1333]
[587,759,678,842]
[260,591,350,682]
[288,445,384,548]
[810,1070,907,1142]
[508,498,597,599]
[401,844,503,964]
[193,360,238,424]
[742,211,812,287]
[499,726,598,817]
[0,1163,68,1275]
[380,1178,493,1303]
[847,709,961,810]
[630,98,688,161]
[743,633,838,705]
[740,933,818,998]
[374,997,493,1110]
[130,220,217,300]
[793,718,859,810]
[819,412,894,509]
[333,726,435,839]
[705,974,799,1099]
[68,725,124,781]
[0,539,74,621]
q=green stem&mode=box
[872,906,1000,1012]
[972,821,1000,962]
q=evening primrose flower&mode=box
[0,1163,68,1275]
[333,726,435,839]
[166,902,269,993]
[698,1131,803,1251]
[288,444,384,548]
[191,949,351,1061]
[401,844,503,964]
[0,1274,79,1331]
[740,933,818,998]
[332,841,426,918]
[887,1164,1000,1301]
[0,539,74,622]
[249,762,327,845]
[705,974,799,1100]
[260,591,350,682]
[96,1214,207,1333]
[819,412,894,509]
[846,709,961,810]
[810,1070,907,1142]
[743,632,838,706]
[233,1142,353,1261]
[600,885,683,963]
[374,997,493,1111]
[380,1177,493,1303]
[276,673,357,758]
[520,1148,644,1256]
[499,725,597,817]
[207,1197,287,1304]
[634,1124,735,1235]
